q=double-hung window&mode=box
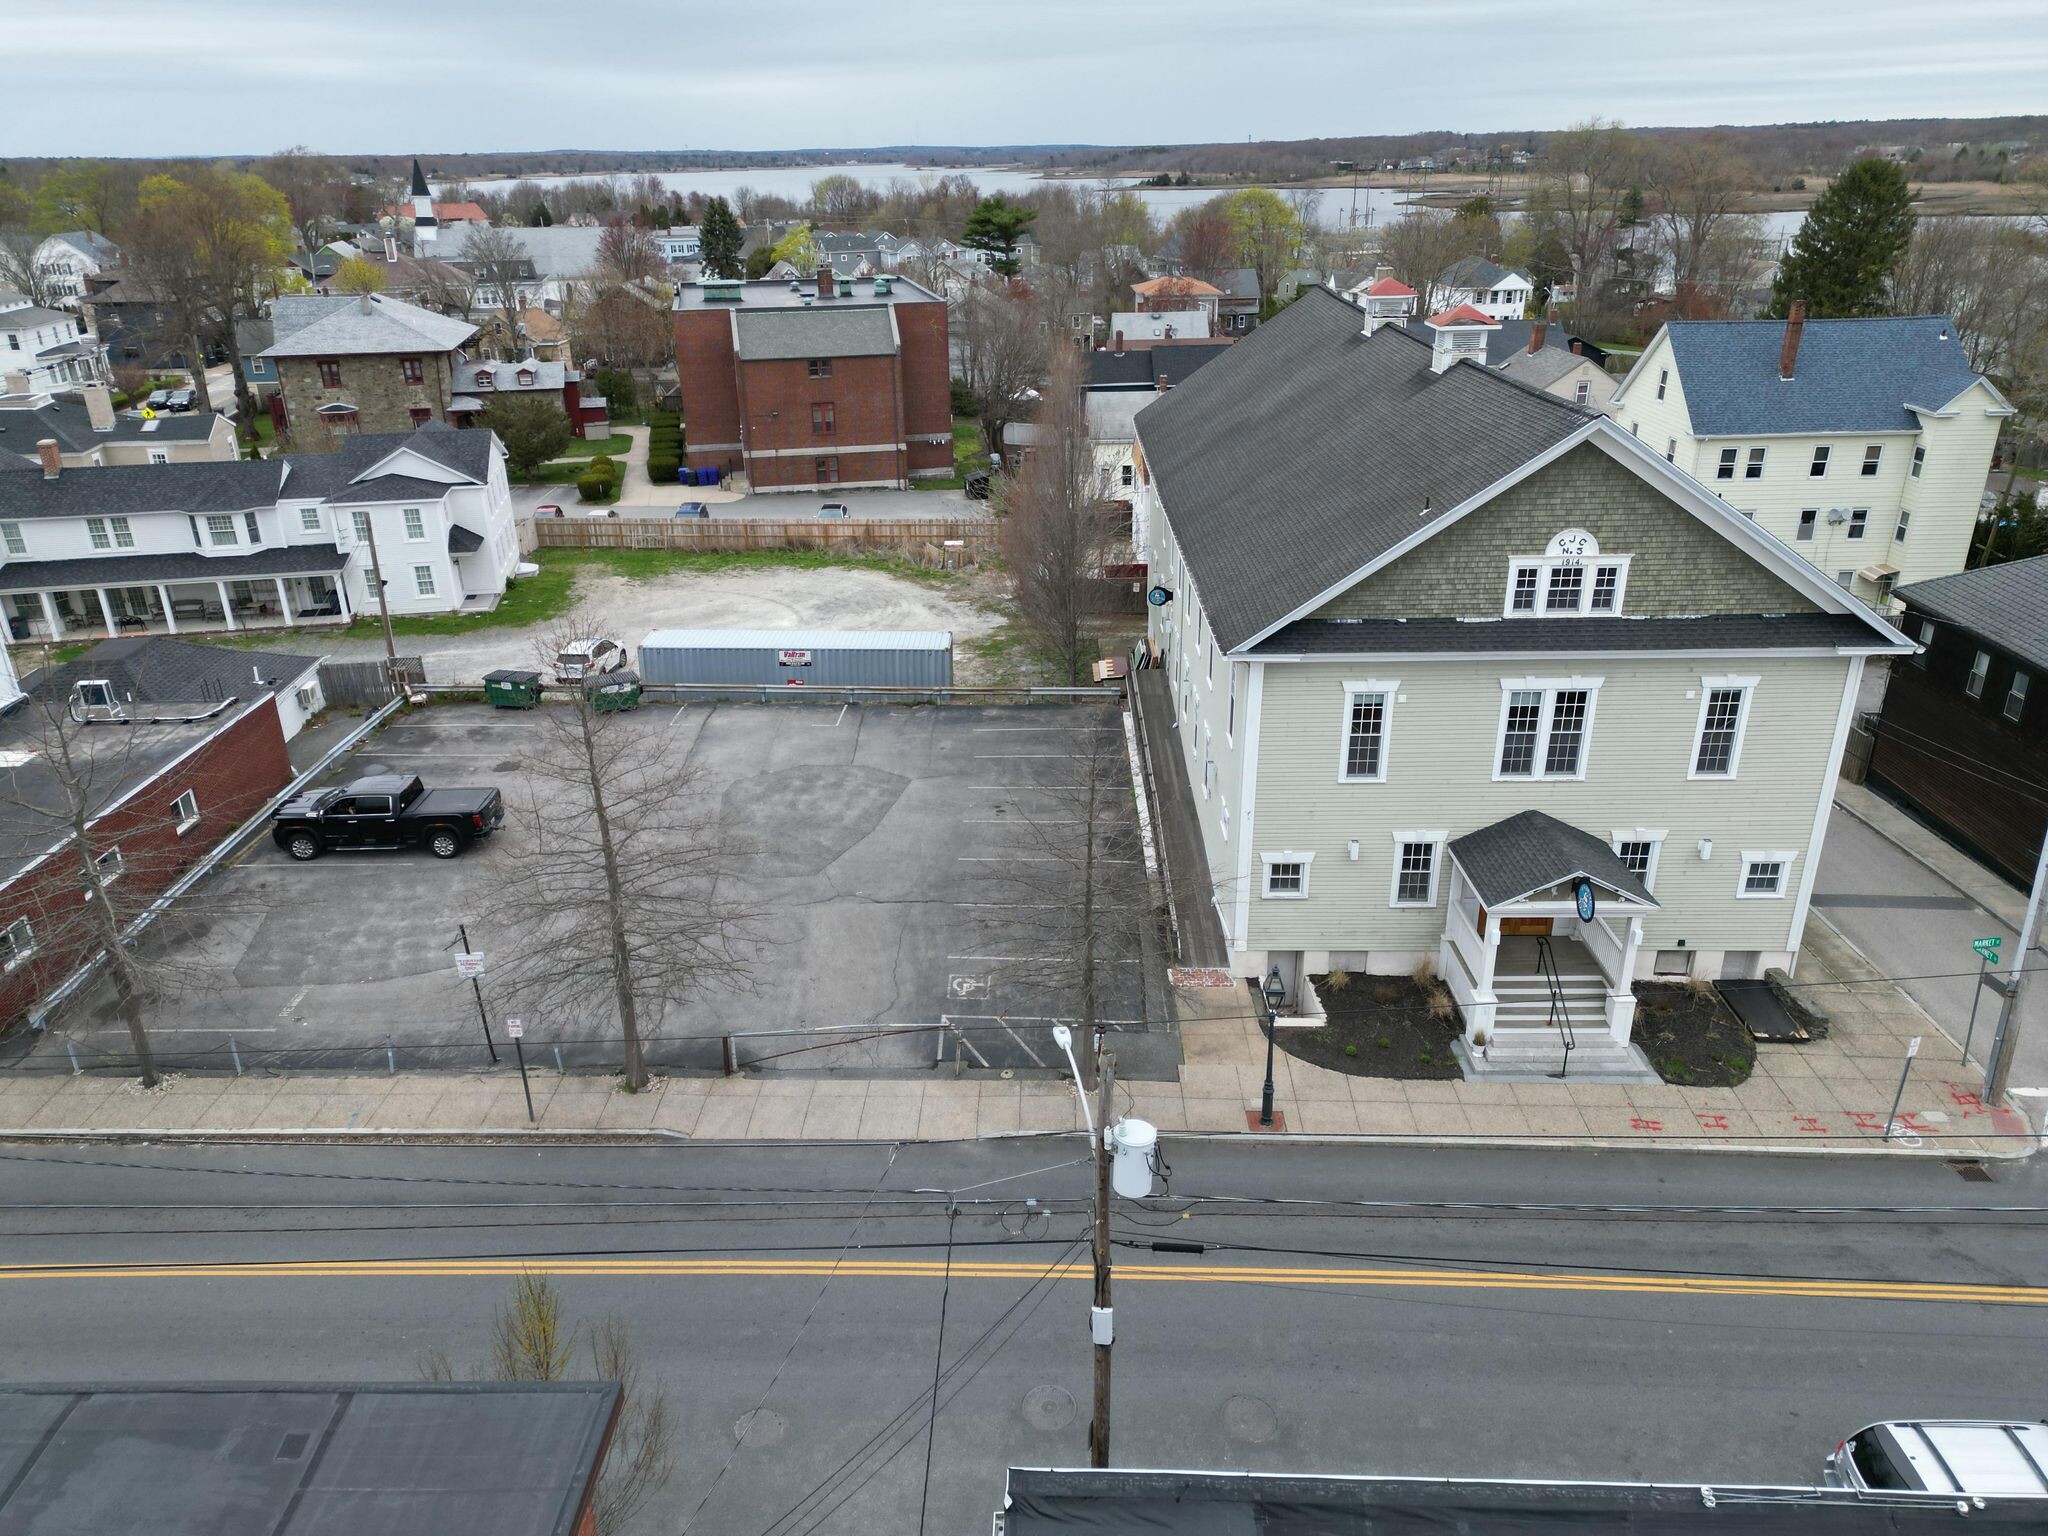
[1390,833,1445,908]
[1664,438,1677,462]
[1847,508,1868,540]
[206,514,239,547]
[1809,446,1830,477]
[1895,509,1911,542]
[413,565,437,597]
[1910,445,1926,479]
[1544,563,1583,612]
[300,507,323,533]
[1913,619,1935,666]
[1738,852,1794,898]
[1796,508,1817,542]
[1509,565,1539,612]
[86,517,112,550]
[2006,670,2030,723]
[1744,446,1766,479]
[1715,447,1738,481]
[0,916,33,971]
[811,401,836,435]
[351,509,371,544]
[108,517,133,548]
[1495,679,1599,780]
[1966,649,1990,699]
[1861,445,1882,476]
[0,522,23,556]
[1611,832,1665,893]
[1338,682,1394,782]
[1690,677,1757,778]
[403,508,426,542]
[1655,368,1668,400]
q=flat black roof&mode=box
[0,1383,618,1536]
[1002,1468,2048,1534]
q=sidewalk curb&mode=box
[1832,790,2024,929]
[0,1128,690,1146]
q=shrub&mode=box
[1323,968,1349,992]
[1344,1044,1358,1058]
[950,377,978,415]
[648,411,682,432]
[648,429,682,454]
[1426,985,1454,1022]
[1410,955,1437,986]
[575,471,610,502]
[1376,1036,1391,1050]
[647,454,680,485]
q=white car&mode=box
[552,637,627,683]
[1825,1420,2048,1495]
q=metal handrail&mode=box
[1534,935,1577,1080]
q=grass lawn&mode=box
[913,417,990,491]
[555,434,635,459]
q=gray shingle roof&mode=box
[1217,267,1261,303]
[1135,286,1591,652]
[448,523,484,553]
[1249,613,1884,656]
[1086,343,1233,393]
[1449,809,1657,908]
[1896,554,2048,672]
[0,398,224,457]
[1438,256,1528,291]
[732,304,896,361]
[279,429,493,501]
[262,294,476,358]
[437,223,606,281]
[1397,317,1580,369]
[327,473,464,504]
[0,543,346,593]
[1649,316,1989,436]
[1497,346,1591,390]
[0,459,285,520]
[23,634,321,705]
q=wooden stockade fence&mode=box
[319,657,424,708]
[532,516,996,563]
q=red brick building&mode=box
[672,274,952,493]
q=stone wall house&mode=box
[260,293,477,452]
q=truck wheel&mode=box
[286,833,322,862]
[428,829,463,859]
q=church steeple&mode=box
[408,158,437,250]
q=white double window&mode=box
[1504,531,1629,618]
[1495,677,1601,780]
[1389,832,1447,908]
[1690,676,1757,778]
[85,517,133,550]
[1337,680,1396,782]
[1738,851,1796,898]
[1260,851,1313,900]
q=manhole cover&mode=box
[734,1408,786,1448]
[494,759,523,773]
[1223,1395,1278,1444]
[1022,1385,1074,1430]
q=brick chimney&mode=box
[37,439,60,479]
[1779,300,1806,380]
[1528,311,1550,355]
[84,383,115,432]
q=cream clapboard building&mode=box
[1610,307,2010,606]
[1134,289,1912,1078]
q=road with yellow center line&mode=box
[2,1253,2041,1305]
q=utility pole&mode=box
[1985,835,2048,1105]
[358,512,401,692]
[1089,1037,1115,1469]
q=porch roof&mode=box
[1449,810,1657,909]
[0,544,348,594]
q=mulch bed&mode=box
[1276,974,1465,1081]
[1631,982,1756,1087]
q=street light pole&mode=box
[1258,965,1284,1128]
[1985,834,2048,1105]
[1053,1023,1116,1469]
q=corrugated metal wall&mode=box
[637,636,953,688]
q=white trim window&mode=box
[1744,446,1766,480]
[1495,678,1601,779]
[1226,665,1238,743]
[1715,447,1738,481]
[205,514,239,547]
[1809,445,1830,478]
[86,517,112,550]
[1610,830,1666,893]
[1260,851,1313,900]
[1894,509,1910,543]
[2005,670,2030,724]
[1910,445,1926,479]
[1966,649,1989,699]
[1737,851,1796,898]
[1690,676,1758,778]
[1655,368,1668,400]
[1504,533,1629,618]
[1338,680,1396,782]
[403,508,426,542]
[1847,508,1869,540]
[413,564,437,597]
[0,916,33,971]
[0,522,22,556]
[1664,438,1677,462]
[171,789,199,833]
[300,507,323,533]
[1796,508,1817,542]
[1389,832,1446,908]
[147,448,170,465]
[1861,445,1882,477]
[85,845,124,898]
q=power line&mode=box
[915,1204,956,1536]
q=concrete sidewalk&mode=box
[1833,778,2030,933]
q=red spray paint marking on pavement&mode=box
[1793,1115,1829,1134]
[1629,1116,1663,1133]
[1695,1113,1730,1132]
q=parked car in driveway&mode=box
[164,387,196,412]
[675,502,709,519]
[533,503,564,518]
[272,774,504,861]
[144,389,174,412]
[1826,1420,2048,1495]
[553,637,627,683]
[818,502,851,521]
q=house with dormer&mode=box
[0,425,518,643]
[261,293,479,449]
[1611,304,2010,605]
[1132,287,1911,1079]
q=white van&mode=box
[1826,1420,2048,1496]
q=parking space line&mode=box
[992,1017,1047,1066]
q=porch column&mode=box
[1607,916,1644,1044]
[156,584,177,635]
[273,577,291,622]
[215,580,237,631]
[333,573,353,620]
[37,591,60,642]
[94,587,117,638]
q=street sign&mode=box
[1574,879,1596,922]
[1972,936,2003,962]
[505,1018,524,1039]
[454,952,486,979]
[1906,1034,1922,1059]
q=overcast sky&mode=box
[14,0,2046,159]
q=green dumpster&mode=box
[585,668,643,713]
[483,668,544,709]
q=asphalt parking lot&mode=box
[44,700,1166,1079]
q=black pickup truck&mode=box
[272,773,505,861]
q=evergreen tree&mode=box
[699,196,743,279]
[1768,158,1915,318]
[534,201,554,228]
[962,195,1038,276]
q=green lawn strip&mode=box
[554,434,635,459]
[913,417,990,492]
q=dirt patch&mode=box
[1631,982,1755,1087]
[1276,974,1465,1080]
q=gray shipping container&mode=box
[637,628,954,688]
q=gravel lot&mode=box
[306,561,1011,685]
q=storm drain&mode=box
[1947,1159,1994,1182]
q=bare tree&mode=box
[954,277,1048,469]
[565,278,672,383]
[595,219,661,284]
[1646,139,1761,299]
[258,146,348,256]
[1376,208,1487,299]
[455,226,535,357]
[420,1273,675,1536]
[483,627,762,1089]
[996,345,1117,686]
[1533,119,1644,308]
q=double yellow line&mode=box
[0,1255,2039,1305]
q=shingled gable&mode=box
[1135,286,1911,658]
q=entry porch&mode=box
[0,552,352,645]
